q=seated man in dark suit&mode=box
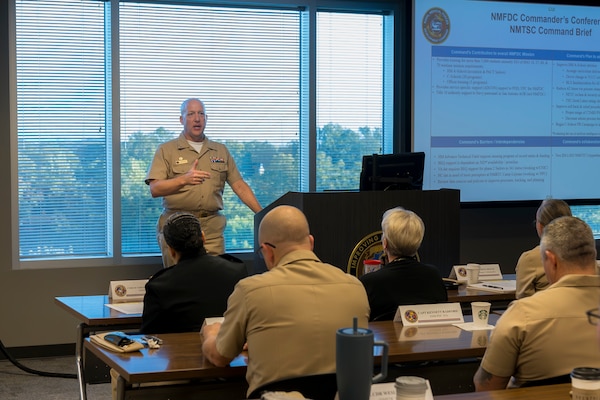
[474,216,600,391]
[359,206,447,321]
[141,212,248,334]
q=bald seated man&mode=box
[474,216,600,391]
[201,205,370,397]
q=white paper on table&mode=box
[369,380,433,400]
[452,322,495,331]
[105,302,143,314]
[467,280,516,293]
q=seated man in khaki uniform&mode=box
[201,205,370,398]
[474,216,600,391]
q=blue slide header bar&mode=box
[431,136,600,147]
[432,46,600,62]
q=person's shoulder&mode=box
[156,135,182,149]
[497,292,539,323]
[517,245,540,263]
[321,263,364,284]
[218,253,244,264]
[552,273,600,289]
[146,266,174,285]
[418,262,444,277]
[359,267,384,283]
[207,253,248,275]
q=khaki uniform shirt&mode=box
[481,274,600,387]
[145,134,243,213]
[215,249,370,396]
[515,245,550,299]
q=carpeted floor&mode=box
[0,356,111,400]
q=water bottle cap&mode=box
[337,327,372,336]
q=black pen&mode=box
[482,284,504,290]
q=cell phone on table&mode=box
[104,332,135,347]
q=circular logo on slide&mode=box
[422,7,450,44]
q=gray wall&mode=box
[0,2,540,350]
[0,3,162,348]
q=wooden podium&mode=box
[253,189,460,277]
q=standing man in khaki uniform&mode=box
[145,98,262,266]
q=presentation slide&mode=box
[413,0,600,202]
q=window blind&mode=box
[316,12,387,191]
[13,0,395,265]
[119,3,301,253]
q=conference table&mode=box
[446,285,515,306]
[446,274,516,312]
[56,289,509,400]
[55,295,142,400]
[435,383,571,400]
[83,314,500,400]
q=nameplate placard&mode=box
[108,280,148,303]
[449,263,503,282]
[394,303,464,327]
[477,264,503,281]
[448,265,468,282]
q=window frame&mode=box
[9,0,403,269]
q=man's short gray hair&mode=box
[540,216,596,265]
[180,98,205,116]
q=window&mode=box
[13,0,396,268]
[316,11,391,191]
[15,0,110,261]
[119,3,302,254]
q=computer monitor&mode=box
[359,152,425,191]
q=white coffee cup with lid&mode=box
[572,367,600,400]
[465,263,480,284]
